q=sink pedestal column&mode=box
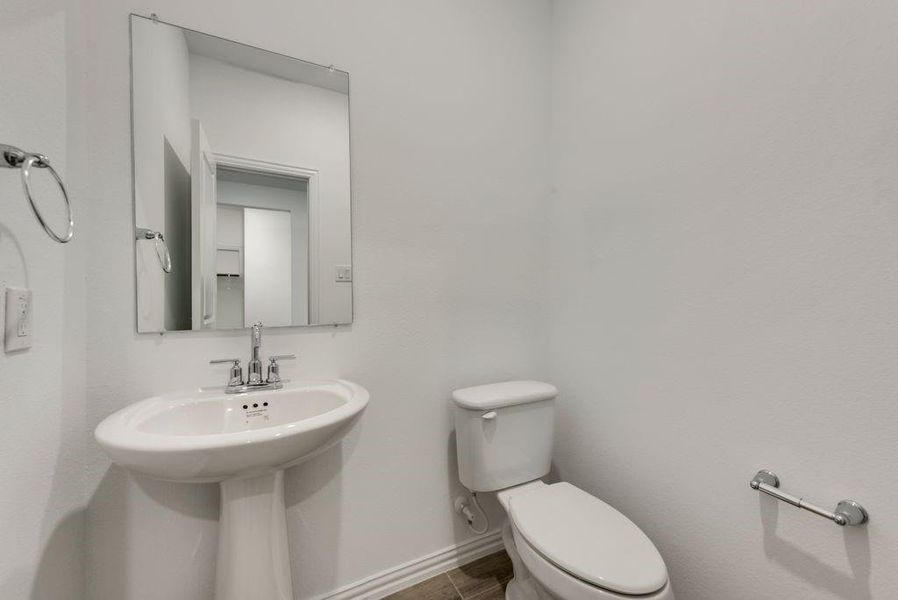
[216,470,293,600]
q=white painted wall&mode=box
[0,1,88,598]
[189,54,351,325]
[548,2,898,599]
[82,1,550,599]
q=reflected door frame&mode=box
[191,120,218,330]
[212,153,321,326]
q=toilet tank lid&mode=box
[452,380,558,410]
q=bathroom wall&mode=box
[548,1,898,599]
[82,1,550,599]
[0,0,88,598]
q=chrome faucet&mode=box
[210,322,296,394]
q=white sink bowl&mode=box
[95,379,368,483]
[95,379,368,600]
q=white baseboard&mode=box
[309,531,504,600]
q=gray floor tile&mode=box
[446,551,513,599]
[384,574,462,600]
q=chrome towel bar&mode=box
[1,143,74,243]
[750,470,868,527]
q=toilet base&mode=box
[506,577,543,600]
[502,521,544,600]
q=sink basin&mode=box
[95,379,368,482]
[94,379,369,600]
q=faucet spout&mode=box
[248,322,264,384]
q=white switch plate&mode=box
[5,287,33,352]
[335,265,352,282]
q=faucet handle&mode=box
[266,354,296,384]
[210,358,244,387]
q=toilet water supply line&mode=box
[456,490,490,534]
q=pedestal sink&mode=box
[95,379,369,600]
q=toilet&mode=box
[452,381,675,600]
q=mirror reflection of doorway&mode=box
[214,167,309,328]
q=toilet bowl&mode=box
[452,381,675,600]
[498,481,674,600]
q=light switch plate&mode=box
[5,287,33,352]
[335,265,352,282]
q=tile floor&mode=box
[384,550,512,600]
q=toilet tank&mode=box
[452,381,557,492]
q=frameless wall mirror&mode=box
[130,14,352,332]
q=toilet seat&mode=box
[511,522,673,600]
[508,482,668,597]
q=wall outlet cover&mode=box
[335,265,352,282]
[5,287,33,352]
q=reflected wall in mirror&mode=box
[131,15,352,332]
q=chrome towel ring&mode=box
[1,143,74,243]
[136,228,172,273]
